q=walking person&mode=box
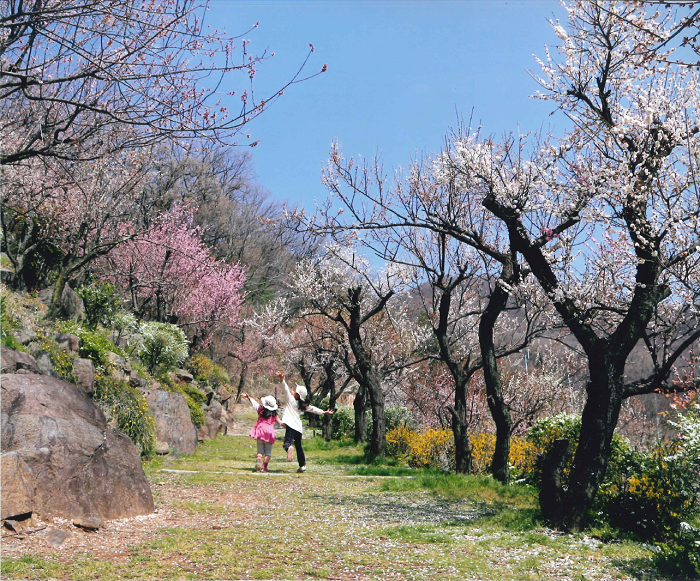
[277,372,334,473]
[242,392,283,472]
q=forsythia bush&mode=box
[470,433,537,478]
[35,331,75,381]
[387,426,454,470]
[386,425,413,460]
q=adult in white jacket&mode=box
[277,372,334,473]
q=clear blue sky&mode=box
[209,1,564,212]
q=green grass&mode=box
[1,432,671,581]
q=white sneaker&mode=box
[297,466,306,473]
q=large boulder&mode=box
[1,346,40,375]
[1,452,36,520]
[38,284,84,320]
[196,413,226,442]
[1,373,154,521]
[142,388,198,454]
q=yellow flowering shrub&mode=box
[387,426,454,469]
[470,433,537,478]
[386,425,413,460]
[408,428,454,470]
[35,332,76,381]
[185,353,230,387]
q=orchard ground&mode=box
[1,405,666,581]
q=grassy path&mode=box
[2,409,665,581]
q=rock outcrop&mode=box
[1,372,154,521]
[142,388,198,454]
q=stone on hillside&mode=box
[128,370,145,388]
[208,400,223,421]
[197,413,226,442]
[38,285,84,320]
[1,373,154,521]
[1,346,40,375]
[3,519,22,533]
[34,351,54,374]
[0,268,15,285]
[155,440,171,455]
[142,388,198,455]
[1,452,36,520]
[55,333,80,354]
[72,358,95,394]
[175,369,194,383]
[12,329,37,345]
[45,528,73,547]
[72,515,102,530]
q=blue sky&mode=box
[209,1,564,212]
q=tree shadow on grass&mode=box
[311,491,495,526]
[610,557,682,581]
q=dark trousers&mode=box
[283,426,305,467]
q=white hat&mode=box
[296,385,308,401]
[261,395,278,411]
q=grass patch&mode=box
[379,470,536,505]
[380,524,453,544]
[347,464,417,476]
[0,555,63,579]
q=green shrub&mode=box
[0,290,21,349]
[112,311,140,352]
[80,330,124,367]
[596,441,700,541]
[331,405,372,440]
[386,405,418,432]
[185,353,230,387]
[526,413,630,488]
[654,522,700,579]
[76,280,121,329]
[139,322,188,373]
[93,373,156,457]
[58,322,127,368]
[180,383,207,406]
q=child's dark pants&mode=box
[283,426,305,467]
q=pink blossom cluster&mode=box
[102,204,246,347]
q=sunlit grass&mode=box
[1,430,669,581]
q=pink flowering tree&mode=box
[101,204,246,348]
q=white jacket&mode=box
[280,380,325,433]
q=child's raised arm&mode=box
[242,392,260,412]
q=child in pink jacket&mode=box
[242,393,283,472]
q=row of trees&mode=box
[278,1,700,531]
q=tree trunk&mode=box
[366,368,387,456]
[479,280,513,483]
[449,395,472,474]
[235,363,249,402]
[353,382,368,443]
[554,356,624,530]
[47,269,69,319]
